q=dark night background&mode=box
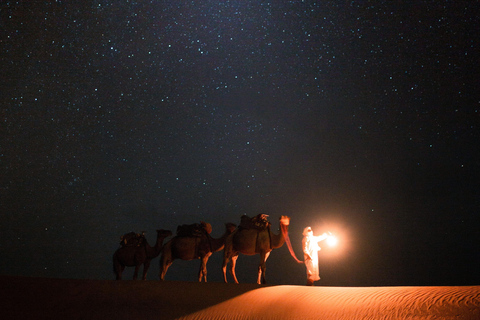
[1,1,479,286]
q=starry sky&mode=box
[1,1,479,286]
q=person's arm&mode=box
[316,233,328,242]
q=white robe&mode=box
[302,234,328,281]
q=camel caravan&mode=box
[113,214,291,284]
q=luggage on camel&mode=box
[176,221,212,237]
[120,231,145,247]
[239,213,271,230]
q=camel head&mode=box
[225,222,237,234]
[200,221,213,234]
[279,216,290,226]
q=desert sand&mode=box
[1,275,479,320]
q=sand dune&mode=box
[1,276,479,320]
[179,285,480,320]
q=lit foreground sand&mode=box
[1,276,479,319]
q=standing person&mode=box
[302,226,328,286]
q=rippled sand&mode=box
[2,276,479,319]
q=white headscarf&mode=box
[303,226,312,236]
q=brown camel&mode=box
[113,229,172,280]
[159,222,237,282]
[222,215,290,284]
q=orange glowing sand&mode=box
[1,276,479,319]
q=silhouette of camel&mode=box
[113,229,172,280]
[159,222,236,282]
[223,215,290,284]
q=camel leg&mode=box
[198,254,211,282]
[116,265,125,280]
[133,264,141,280]
[230,254,239,284]
[142,259,151,280]
[257,251,270,284]
[222,248,235,283]
[159,255,173,281]
[222,255,230,283]
[113,254,123,280]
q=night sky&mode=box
[1,1,479,286]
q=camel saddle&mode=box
[176,221,212,237]
[120,231,145,247]
[239,213,271,231]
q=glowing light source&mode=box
[326,234,338,247]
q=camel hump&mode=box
[120,231,145,247]
[239,213,271,230]
[176,222,211,237]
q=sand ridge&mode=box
[179,285,480,320]
[1,276,479,319]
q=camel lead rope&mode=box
[281,224,303,264]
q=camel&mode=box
[113,229,172,280]
[159,222,237,282]
[222,215,290,284]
